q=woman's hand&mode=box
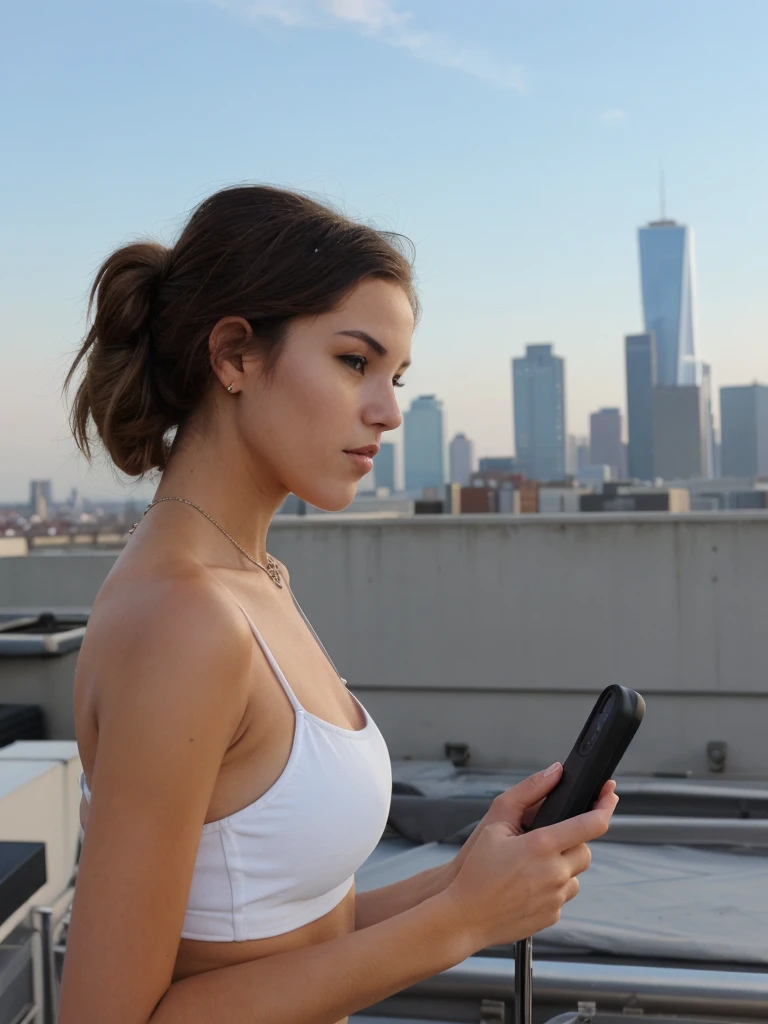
[444,764,617,882]
[441,781,618,951]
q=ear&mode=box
[209,316,253,393]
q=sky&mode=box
[1,0,767,502]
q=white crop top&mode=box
[79,589,392,942]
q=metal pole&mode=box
[33,907,57,1024]
[513,937,533,1024]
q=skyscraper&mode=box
[720,385,768,478]
[448,433,474,486]
[625,332,656,481]
[589,408,623,479]
[638,218,698,388]
[404,395,445,495]
[575,437,591,471]
[374,441,396,492]
[652,386,709,480]
[29,480,52,520]
[69,486,84,516]
[512,344,566,482]
[700,362,715,478]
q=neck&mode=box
[151,424,288,566]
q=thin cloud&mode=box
[213,0,527,93]
[599,108,628,127]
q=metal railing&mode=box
[407,956,768,1019]
[31,883,76,1024]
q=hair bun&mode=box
[93,242,172,351]
[65,241,179,476]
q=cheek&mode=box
[275,357,352,430]
[244,362,348,459]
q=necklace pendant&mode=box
[266,555,283,588]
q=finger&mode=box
[561,843,592,876]
[593,788,620,815]
[504,763,564,818]
[563,877,580,903]
[510,765,565,816]
[585,781,616,813]
[521,795,547,827]
[539,797,618,851]
[524,780,616,830]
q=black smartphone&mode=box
[527,684,645,831]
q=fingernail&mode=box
[542,762,561,777]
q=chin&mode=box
[293,481,359,513]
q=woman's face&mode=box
[238,278,414,511]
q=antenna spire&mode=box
[659,162,666,220]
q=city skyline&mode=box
[3,2,768,501]
[8,191,768,507]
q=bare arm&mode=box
[58,578,255,1024]
[150,891,470,1024]
[354,861,456,930]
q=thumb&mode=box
[511,762,563,812]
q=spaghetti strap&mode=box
[213,578,303,713]
[287,587,347,686]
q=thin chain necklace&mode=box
[129,496,283,588]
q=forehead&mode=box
[328,278,415,339]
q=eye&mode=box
[393,375,405,388]
[339,354,367,374]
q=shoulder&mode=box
[88,568,253,739]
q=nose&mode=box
[363,384,403,433]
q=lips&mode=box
[344,445,380,457]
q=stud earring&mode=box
[226,384,234,393]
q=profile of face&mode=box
[213,278,414,511]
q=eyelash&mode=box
[340,354,405,388]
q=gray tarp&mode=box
[536,842,768,964]
[357,838,768,966]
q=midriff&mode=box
[173,883,357,1024]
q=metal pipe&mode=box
[615,780,768,801]
[409,956,768,1018]
[512,938,532,1024]
[13,1006,40,1024]
[33,907,56,1024]
[32,887,74,1024]
[601,814,768,847]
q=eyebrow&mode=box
[336,330,411,370]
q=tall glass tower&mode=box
[638,218,698,388]
[512,344,566,482]
[720,385,768,478]
[404,395,445,495]
[374,441,396,492]
[448,433,474,486]
[625,332,656,481]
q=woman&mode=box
[59,184,618,1024]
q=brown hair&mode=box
[65,185,418,477]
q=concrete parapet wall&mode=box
[2,514,768,773]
